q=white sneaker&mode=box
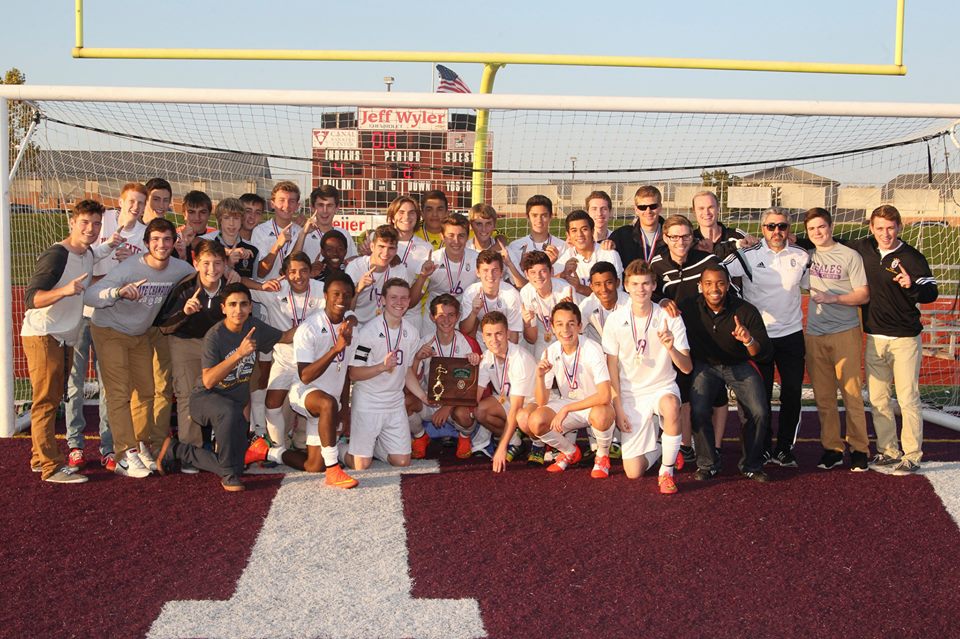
[181,463,200,475]
[43,467,89,484]
[115,449,151,478]
[138,442,158,472]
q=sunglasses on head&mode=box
[635,203,661,211]
[763,223,790,231]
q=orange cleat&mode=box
[675,450,685,472]
[244,435,270,467]
[411,434,430,459]
[658,472,678,495]
[455,434,472,459]
[325,464,359,489]
[591,455,611,479]
[546,445,582,473]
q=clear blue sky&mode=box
[2,0,958,103]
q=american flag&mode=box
[436,64,472,94]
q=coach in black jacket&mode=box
[851,205,938,476]
[680,265,772,482]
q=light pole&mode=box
[384,76,395,92]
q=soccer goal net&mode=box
[3,87,960,432]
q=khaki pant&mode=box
[23,335,70,479]
[169,335,203,446]
[90,324,155,457]
[866,334,923,463]
[149,327,173,450]
[805,325,869,454]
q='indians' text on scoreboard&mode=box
[311,108,493,212]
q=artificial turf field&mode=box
[3,409,960,639]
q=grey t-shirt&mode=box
[802,242,868,336]
[194,317,282,404]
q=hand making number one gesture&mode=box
[731,315,752,345]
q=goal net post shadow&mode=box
[3,86,960,435]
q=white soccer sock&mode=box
[267,446,286,464]
[537,429,576,455]
[321,445,339,467]
[509,429,523,447]
[408,414,425,439]
[592,426,613,458]
[265,406,287,448]
[472,425,492,452]
[250,389,267,435]
[612,427,621,445]
[587,428,598,451]
[661,433,682,477]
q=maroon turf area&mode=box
[0,413,282,638]
[404,413,960,639]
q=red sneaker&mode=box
[244,435,270,467]
[411,434,429,459]
[658,472,678,495]
[325,465,359,489]
[68,448,86,470]
[455,435,472,459]
[675,450,685,472]
[546,446,582,473]
[100,453,116,472]
[591,455,611,479]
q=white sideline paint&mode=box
[147,460,486,639]
[922,462,960,528]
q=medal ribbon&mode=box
[631,309,654,355]
[640,228,660,264]
[399,239,414,266]
[494,347,509,400]
[561,344,581,390]
[323,312,344,364]
[383,318,402,356]
[288,286,310,327]
[433,333,459,359]
[444,251,466,294]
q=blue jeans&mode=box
[690,360,769,473]
[64,318,113,457]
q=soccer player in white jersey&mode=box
[507,194,562,278]
[470,203,523,284]
[471,312,538,471]
[251,181,304,281]
[246,271,360,488]
[518,250,574,360]
[420,214,479,312]
[346,279,433,469]
[520,302,616,478]
[602,259,692,494]
[345,225,413,323]
[299,185,358,264]
[410,294,483,460]
[383,196,434,333]
[554,210,623,300]
[579,261,628,344]
[252,252,326,449]
[460,249,524,347]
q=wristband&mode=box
[745,337,755,347]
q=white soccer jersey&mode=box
[344,256,412,324]
[478,346,537,401]
[601,303,689,397]
[519,279,575,360]
[250,220,304,282]
[300,227,359,262]
[542,338,610,401]
[578,291,629,343]
[553,245,624,292]
[291,311,354,401]
[507,234,563,267]
[252,279,325,367]
[460,282,524,335]
[397,235,434,274]
[350,317,423,412]
[94,211,146,277]
[424,247,480,303]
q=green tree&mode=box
[700,169,740,211]
[2,67,39,176]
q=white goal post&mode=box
[3,85,960,437]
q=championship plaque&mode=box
[428,357,478,407]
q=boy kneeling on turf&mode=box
[344,278,433,469]
[519,301,616,478]
[245,271,360,488]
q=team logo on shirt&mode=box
[891,258,901,271]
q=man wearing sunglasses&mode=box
[723,208,810,468]
[610,185,668,271]
[691,191,757,260]
[850,205,938,476]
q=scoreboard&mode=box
[311,107,493,212]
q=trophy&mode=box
[428,357,478,407]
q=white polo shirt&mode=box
[723,240,810,338]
